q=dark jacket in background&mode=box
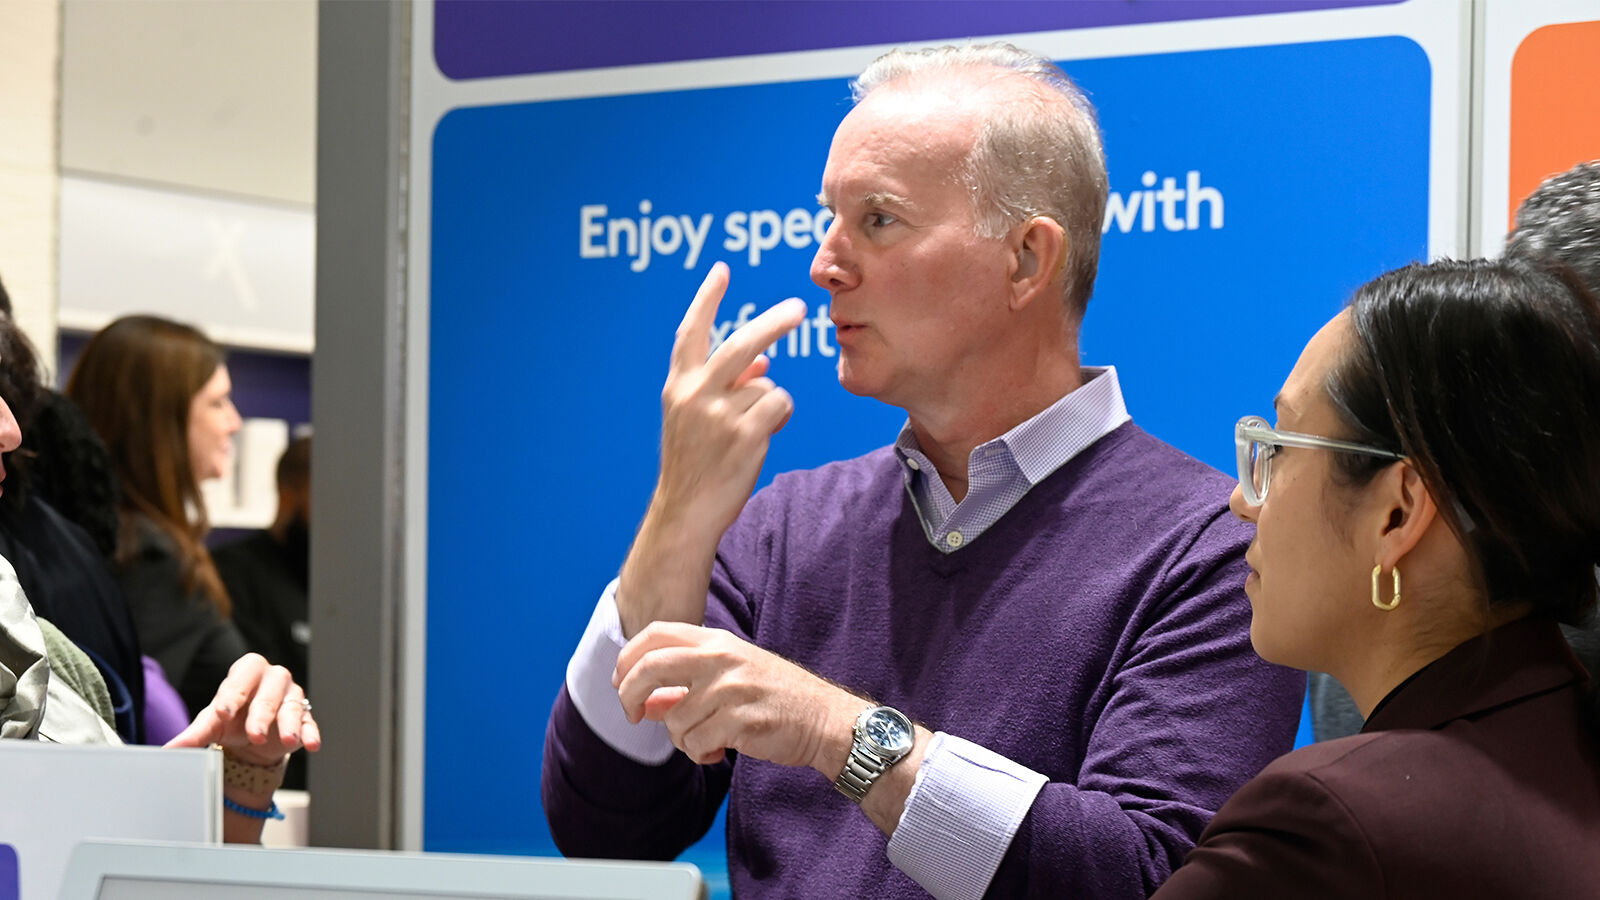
[213,529,308,687]
[0,494,144,742]
[120,514,248,717]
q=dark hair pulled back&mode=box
[1326,257,1600,626]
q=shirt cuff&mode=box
[886,733,1049,900]
[564,578,678,765]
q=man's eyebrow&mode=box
[864,191,911,209]
[817,190,913,211]
[1272,392,1294,417]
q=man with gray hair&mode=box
[1309,158,1600,743]
[543,43,1302,899]
[1506,160,1600,290]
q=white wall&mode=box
[0,0,64,374]
[60,0,316,206]
[57,0,318,352]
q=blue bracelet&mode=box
[223,796,285,821]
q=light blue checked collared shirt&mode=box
[894,366,1131,554]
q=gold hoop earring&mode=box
[1371,564,1401,611]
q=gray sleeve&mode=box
[1307,672,1365,742]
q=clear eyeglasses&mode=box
[1234,415,1404,506]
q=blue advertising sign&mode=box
[424,33,1429,875]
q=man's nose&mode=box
[810,226,857,291]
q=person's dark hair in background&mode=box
[1508,160,1600,293]
[279,435,309,483]
[0,311,146,741]
[0,272,119,555]
[274,436,311,595]
[20,393,123,559]
[1310,159,1600,742]
[214,434,311,789]
[0,306,48,476]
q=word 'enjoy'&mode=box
[579,202,836,271]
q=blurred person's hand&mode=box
[165,652,320,765]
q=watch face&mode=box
[863,708,913,756]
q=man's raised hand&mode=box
[616,263,806,637]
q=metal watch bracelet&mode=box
[835,747,897,803]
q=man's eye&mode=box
[868,212,897,228]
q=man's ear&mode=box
[1009,216,1067,311]
[1373,461,1439,571]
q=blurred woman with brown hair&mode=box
[67,315,247,717]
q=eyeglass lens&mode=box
[1250,441,1271,502]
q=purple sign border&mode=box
[434,0,1405,81]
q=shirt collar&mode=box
[893,366,1129,486]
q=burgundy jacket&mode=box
[1155,615,1600,900]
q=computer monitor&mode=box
[59,841,705,900]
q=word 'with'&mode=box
[1103,171,1224,234]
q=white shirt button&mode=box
[906,458,921,471]
[945,530,964,549]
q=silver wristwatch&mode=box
[834,705,914,804]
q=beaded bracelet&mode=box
[223,796,285,821]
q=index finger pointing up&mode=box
[671,261,731,372]
[705,298,806,386]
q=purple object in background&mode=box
[141,655,190,745]
[434,0,1404,80]
[0,844,15,900]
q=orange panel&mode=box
[1508,20,1600,229]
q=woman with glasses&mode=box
[1154,257,1600,898]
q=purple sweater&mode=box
[544,423,1304,898]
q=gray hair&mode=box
[852,43,1109,317]
[1507,160,1600,296]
